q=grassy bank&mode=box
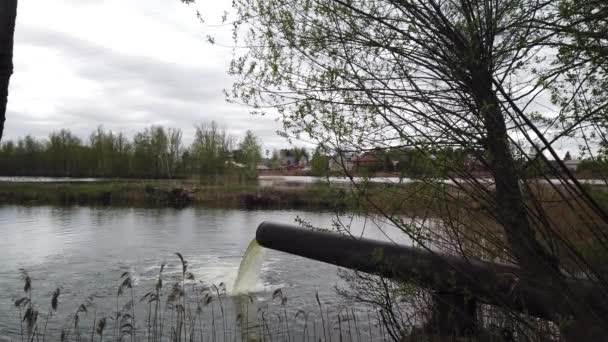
[0,179,454,215]
[0,180,349,210]
[1,179,607,216]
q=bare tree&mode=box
[225,0,608,339]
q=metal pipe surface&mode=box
[256,221,602,320]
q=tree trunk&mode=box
[471,67,607,339]
[474,71,558,278]
[0,0,17,142]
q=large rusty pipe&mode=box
[256,221,602,320]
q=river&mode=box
[0,205,409,341]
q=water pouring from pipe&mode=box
[233,239,266,294]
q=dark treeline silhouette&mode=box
[0,122,262,179]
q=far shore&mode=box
[2,174,607,185]
[0,179,348,210]
[0,176,606,212]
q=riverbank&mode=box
[0,179,451,216]
[1,179,607,215]
[0,181,350,210]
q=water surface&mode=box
[0,205,408,340]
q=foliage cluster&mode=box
[0,123,263,180]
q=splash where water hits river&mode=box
[0,206,410,340]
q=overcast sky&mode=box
[4,0,579,157]
[5,0,290,151]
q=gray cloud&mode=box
[18,27,226,103]
[6,23,285,149]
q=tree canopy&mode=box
[236,130,262,171]
[226,0,608,338]
[0,124,264,181]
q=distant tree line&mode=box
[0,122,262,179]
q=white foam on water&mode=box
[130,247,277,295]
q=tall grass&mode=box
[10,254,390,342]
[11,255,549,341]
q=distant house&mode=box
[352,152,384,172]
[548,159,582,173]
[564,159,581,172]
[329,152,355,172]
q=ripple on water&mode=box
[0,205,403,340]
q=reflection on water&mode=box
[0,205,409,340]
